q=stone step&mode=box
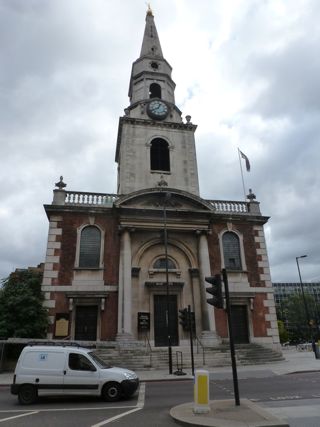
[94,343,283,371]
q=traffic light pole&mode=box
[188,305,195,376]
[222,268,240,406]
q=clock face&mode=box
[147,100,169,120]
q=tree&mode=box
[284,293,320,343]
[0,269,48,338]
[277,320,289,344]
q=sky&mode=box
[1,0,319,283]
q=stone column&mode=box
[117,252,124,334]
[117,228,133,340]
[123,229,132,334]
[197,231,220,346]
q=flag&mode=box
[239,150,251,172]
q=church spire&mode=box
[139,7,163,58]
[116,9,199,196]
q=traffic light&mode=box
[205,274,223,308]
[179,308,188,330]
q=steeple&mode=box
[116,9,200,196]
[139,7,163,59]
[127,9,175,107]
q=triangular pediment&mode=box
[114,188,213,212]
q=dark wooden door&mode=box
[230,305,249,344]
[154,295,178,347]
[75,306,98,341]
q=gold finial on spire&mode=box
[146,3,153,16]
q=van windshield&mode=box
[89,352,112,369]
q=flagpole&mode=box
[238,148,247,201]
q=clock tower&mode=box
[116,8,200,196]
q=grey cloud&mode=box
[247,38,320,119]
[1,0,320,286]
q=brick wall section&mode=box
[253,225,272,287]
[207,227,221,273]
[42,209,120,340]
[252,293,269,336]
[42,216,63,323]
[209,222,261,284]
[101,293,118,339]
[208,221,280,345]
[253,225,279,344]
[215,309,228,338]
[58,211,120,285]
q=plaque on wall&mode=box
[54,313,70,338]
[138,312,150,332]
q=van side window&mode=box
[69,353,95,371]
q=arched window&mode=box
[153,258,176,269]
[79,226,101,268]
[149,83,161,99]
[222,232,242,270]
[150,138,170,171]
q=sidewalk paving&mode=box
[0,348,319,385]
[138,347,320,381]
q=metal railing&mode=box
[195,336,206,365]
[144,335,153,367]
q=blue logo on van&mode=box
[39,353,48,361]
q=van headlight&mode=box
[123,372,137,380]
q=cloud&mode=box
[0,0,319,284]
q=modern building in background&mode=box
[273,282,320,307]
[40,9,280,350]
[273,282,320,329]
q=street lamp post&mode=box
[296,255,318,359]
[163,192,173,374]
[296,255,310,331]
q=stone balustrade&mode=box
[208,200,249,214]
[65,191,118,206]
[54,190,259,215]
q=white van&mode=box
[11,344,139,405]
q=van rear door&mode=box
[63,352,100,395]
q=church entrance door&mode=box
[154,295,178,347]
[230,305,249,344]
[74,305,98,341]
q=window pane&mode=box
[79,226,101,268]
[69,353,94,371]
[223,232,242,270]
[153,258,175,269]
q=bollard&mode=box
[193,369,210,414]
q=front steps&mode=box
[95,343,284,371]
[229,343,284,365]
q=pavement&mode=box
[139,346,320,381]
[1,347,319,427]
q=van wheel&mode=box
[18,384,37,405]
[101,382,121,402]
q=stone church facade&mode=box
[41,9,280,350]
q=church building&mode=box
[41,9,280,351]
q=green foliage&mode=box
[283,293,320,342]
[277,320,289,343]
[0,270,48,339]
